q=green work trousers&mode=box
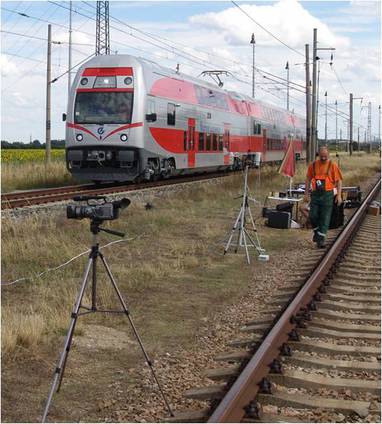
[309,190,334,238]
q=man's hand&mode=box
[335,194,342,205]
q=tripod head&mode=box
[90,219,125,238]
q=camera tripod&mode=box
[223,165,268,264]
[42,219,173,422]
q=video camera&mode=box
[67,195,130,222]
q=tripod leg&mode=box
[224,209,241,254]
[42,258,93,423]
[236,207,245,252]
[247,206,262,248]
[99,253,174,417]
[242,229,251,264]
[232,208,243,253]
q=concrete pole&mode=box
[357,126,360,151]
[349,93,353,156]
[335,100,338,153]
[286,61,290,111]
[250,33,256,98]
[68,0,72,97]
[324,91,328,144]
[311,28,318,160]
[305,44,311,164]
[45,24,52,165]
[378,105,381,147]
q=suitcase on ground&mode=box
[329,201,344,229]
[267,211,291,229]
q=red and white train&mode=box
[65,54,306,182]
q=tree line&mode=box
[1,140,65,149]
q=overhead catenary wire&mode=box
[1,29,94,46]
[3,2,375,137]
[230,0,305,58]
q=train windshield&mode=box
[74,92,133,124]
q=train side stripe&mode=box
[82,67,133,76]
[103,122,143,140]
[67,123,98,139]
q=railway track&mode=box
[169,178,381,423]
[1,171,235,210]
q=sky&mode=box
[1,0,381,143]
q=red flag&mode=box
[278,140,295,177]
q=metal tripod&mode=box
[42,220,173,422]
[223,165,267,264]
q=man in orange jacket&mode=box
[304,147,343,248]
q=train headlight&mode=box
[120,134,128,142]
[76,133,83,141]
[80,77,88,86]
[124,77,133,85]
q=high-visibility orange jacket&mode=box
[307,160,343,191]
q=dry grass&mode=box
[1,161,76,193]
[2,153,380,357]
[1,153,380,422]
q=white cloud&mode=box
[0,55,20,77]
[190,0,349,49]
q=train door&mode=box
[262,128,267,161]
[223,124,231,165]
[187,118,196,168]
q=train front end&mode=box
[65,55,144,182]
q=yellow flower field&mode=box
[1,149,65,163]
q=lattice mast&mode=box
[96,1,110,55]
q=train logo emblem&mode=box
[97,127,105,135]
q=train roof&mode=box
[79,54,305,123]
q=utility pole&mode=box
[305,44,311,164]
[349,93,353,155]
[285,61,290,111]
[324,91,328,144]
[96,1,110,55]
[311,28,335,158]
[45,24,52,165]
[378,105,381,147]
[68,0,72,96]
[311,28,318,158]
[250,33,256,98]
[340,128,342,148]
[335,100,338,154]
[357,126,360,151]
[367,102,372,153]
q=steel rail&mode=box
[1,171,238,210]
[208,177,381,423]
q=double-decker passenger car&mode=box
[65,54,306,182]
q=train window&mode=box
[212,134,218,151]
[75,92,133,124]
[167,103,176,126]
[253,123,262,135]
[218,135,223,151]
[206,134,211,151]
[198,132,205,151]
[183,131,187,151]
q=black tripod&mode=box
[42,219,173,422]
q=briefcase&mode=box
[329,201,344,229]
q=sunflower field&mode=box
[1,149,65,163]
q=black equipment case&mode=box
[329,201,344,229]
[267,211,291,229]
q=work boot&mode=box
[312,229,319,242]
[316,235,326,248]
